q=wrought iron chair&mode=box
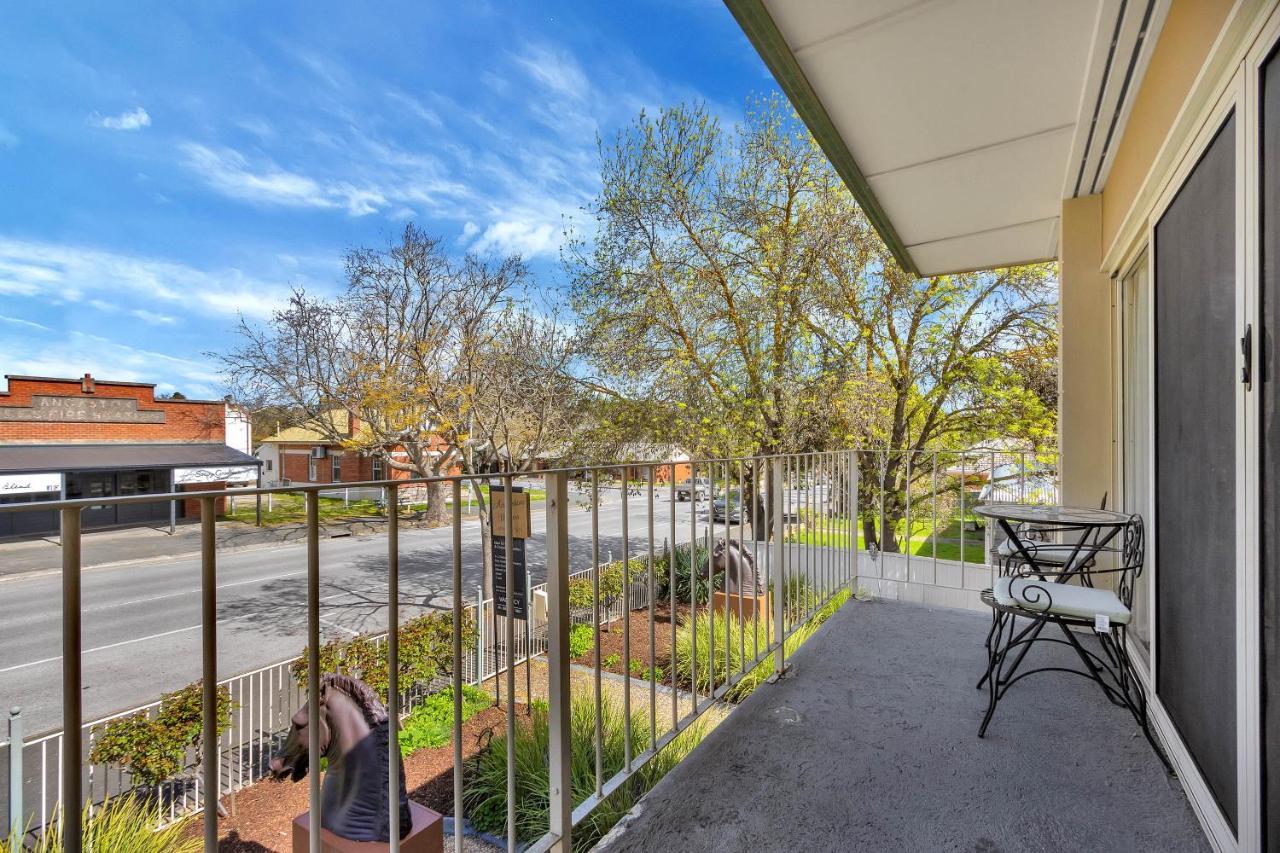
[978,515,1166,767]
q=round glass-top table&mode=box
[972,503,1133,526]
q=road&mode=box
[0,486,742,735]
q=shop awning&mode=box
[0,443,262,474]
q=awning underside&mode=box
[0,443,261,474]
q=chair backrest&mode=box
[1115,514,1144,609]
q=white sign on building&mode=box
[173,465,258,485]
[0,472,61,495]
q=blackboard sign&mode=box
[492,534,527,619]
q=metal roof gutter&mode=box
[723,0,920,277]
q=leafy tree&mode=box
[570,97,1057,550]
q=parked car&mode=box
[675,477,712,502]
[711,497,742,523]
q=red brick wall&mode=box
[0,376,225,443]
[180,481,227,517]
[274,443,456,483]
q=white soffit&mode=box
[754,0,1166,276]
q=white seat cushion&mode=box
[993,575,1130,624]
[996,537,1092,569]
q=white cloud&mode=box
[92,106,151,131]
[0,124,17,149]
[182,143,338,211]
[0,237,294,321]
[513,45,589,102]
[0,314,51,332]
[131,308,177,325]
[470,219,560,259]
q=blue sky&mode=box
[0,2,772,398]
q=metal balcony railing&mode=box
[0,447,1055,853]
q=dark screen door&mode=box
[1262,42,1280,850]
[1154,111,1237,830]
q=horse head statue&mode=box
[711,538,758,596]
[269,673,411,842]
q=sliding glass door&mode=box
[1153,111,1238,830]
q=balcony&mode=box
[596,598,1206,852]
[0,448,1209,852]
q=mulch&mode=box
[187,703,518,852]
[572,603,699,688]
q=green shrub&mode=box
[89,681,234,788]
[567,560,630,614]
[463,690,713,850]
[729,589,851,701]
[292,609,478,701]
[602,653,621,669]
[655,542,719,605]
[398,685,492,756]
[672,609,771,695]
[0,797,202,853]
[568,623,594,658]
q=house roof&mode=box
[724,0,1167,276]
[259,410,351,444]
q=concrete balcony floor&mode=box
[597,599,1208,853]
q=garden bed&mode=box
[571,602,688,685]
[187,701,515,852]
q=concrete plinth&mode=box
[292,802,443,853]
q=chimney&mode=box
[82,373,96,394]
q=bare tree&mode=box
[220,224,579,526]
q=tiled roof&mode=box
[259,410,351,443]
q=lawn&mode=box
[785,515,987,563]
[222,484,547,526]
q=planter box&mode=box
[293,802,443,853]
[712,589,772,626]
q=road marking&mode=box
[0,583,399,674]
[81,569,309,612]
[0,623,204,675]
[320,616,361,637]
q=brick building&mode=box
[0,374,260,538]
[256,410,456,486]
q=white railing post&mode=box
[305,492,321,853]
[452,481,465,853]
[849,451,859,593]
[771,458,785,677]
[544,472,572,852]
[7,706,21,846]
[200,497,219,853]
[385,484,401,852]
[60,506,82,853]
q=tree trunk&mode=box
[424,478,447,526]
[861,515,878,552]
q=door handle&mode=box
[1242,324,1253,389]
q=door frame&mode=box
[1243,9,1280,850]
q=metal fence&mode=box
[0,447,1055,853]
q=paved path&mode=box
[0,486,730,735]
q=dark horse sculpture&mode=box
[711,538,759,596]
[269,673,411,842]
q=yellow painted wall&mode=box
[1101,0,1235,252]
[1059,195,1114,507]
